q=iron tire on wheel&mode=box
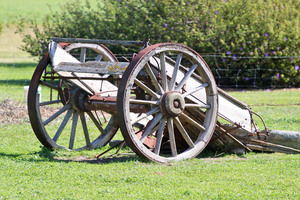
[117,43,218,163]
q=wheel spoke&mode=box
[140,113,163,142]
[134,79,160,99]
[80,112,91,148]
[175,64,198,91]
[173,117,195,148]
[69,111,79,149]
[182,83,208,98]
[131,107,159,125]
[185,103,211,109]
[53,109,73,142]
[167,118,177,157]
[154,117,167,155]
[39,99,61,106]
[145,63,164,94]
[95,54,102,61]
[160,52,168,91]
[80,47,86,62]
[180,113,206,131]
[100,110,107,123]
[43,104,71,126]
[169,53,182,90]
[129,99,159,105]
[87,111,105,135]
[57,87,67,105]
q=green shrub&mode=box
[17,0,299,88]
[0,21,2,35]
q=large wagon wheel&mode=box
[28,43,119,150]
[117,43,218,163]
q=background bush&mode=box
[0,21,2,35]
[17,0,299,88]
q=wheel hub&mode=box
[161,91,185,117]
[68,88,88,111]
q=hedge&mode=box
[16,0,299,88]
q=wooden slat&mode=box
[54,61,129,75]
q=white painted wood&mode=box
[48,41,118,96]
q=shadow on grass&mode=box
[0,79,31,87]
[0,147,57,161]
[0,147,147,164]
[53,153,147,164]
[1,146,247,164]
[196,148,247,159]
[0,62,37,68]
[47,148,246,164]
[40,147,149,164]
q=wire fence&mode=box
[0,53,299,101]
[201,54,299,89]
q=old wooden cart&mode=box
[28,38,285,163]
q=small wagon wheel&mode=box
[117,43,218,163]
[28,43,119,150]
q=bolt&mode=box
[173,99,180,108]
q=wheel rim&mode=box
[117,43,218,163]
[28,43,119,150]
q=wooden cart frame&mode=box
[28,38,270,163]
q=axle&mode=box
[82,95,150,114]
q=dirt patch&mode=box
[0,98,112,126]
[0,99,29,125]
[0,98,63,126]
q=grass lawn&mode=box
[229,89,300,131]
[0,122,299,199]
[0,0,101,25]
[0,61,299,198]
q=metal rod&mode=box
[71,72,96,95]
[96,140,125,159]
[42,76,121,81]
[51,37,144,46]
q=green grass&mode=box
[0,0,101,25]
[228,89,300,106]
[228,89,300,131]
[0,62,36,101]
[0,123,299,199]
[0,62,299,198]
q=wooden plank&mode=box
[246,144,300,154]
[233,134,300,153]
[54,61,129,75]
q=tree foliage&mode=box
[17,0,300,88]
